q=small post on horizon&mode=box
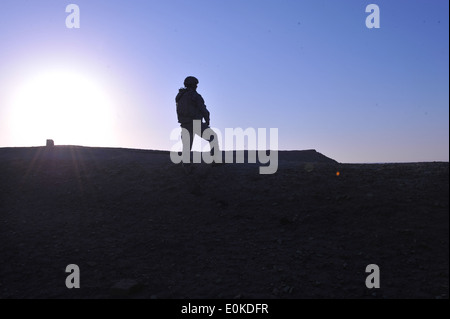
[46,139,55,147]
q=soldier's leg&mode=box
[181,123,194,150]
[201,122,221,163]
[181,123,194,163]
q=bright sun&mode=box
[8,69,116,147]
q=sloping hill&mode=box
[0,146,448,299]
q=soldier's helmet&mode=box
[184,76,199,88]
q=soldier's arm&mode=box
[195,94,210,125]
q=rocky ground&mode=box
[0,146,448,299]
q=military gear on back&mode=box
[176,87,210,125]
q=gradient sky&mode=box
[0,0,448,163]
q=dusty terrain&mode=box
[0,146,448,299]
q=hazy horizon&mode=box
[0,0,448,163]
[1,144,448,165]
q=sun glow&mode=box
[8,69,116,147]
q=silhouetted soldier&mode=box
[176,76,220,162]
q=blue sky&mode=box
[0,0,448,163]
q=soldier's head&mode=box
[184,76,199,89]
